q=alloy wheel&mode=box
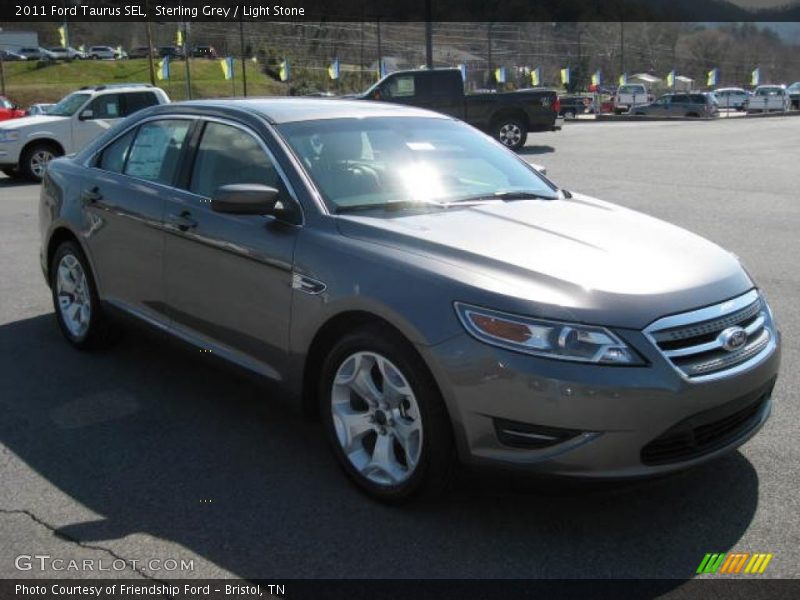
[330,351,423,486]
[30,149,55,179]
[56,253,92,338]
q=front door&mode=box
[163,120,299,379]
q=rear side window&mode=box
[689,94,706,103]
[123,92,160,116]
[672,94,690,103]
[87,94,121,119]
[124,119,191,185]
[189,122,280,199]
[97,128,136,173]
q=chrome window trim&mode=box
[643,290,776,383]
[85,113,304,225]
[261,118,331,216]
[177,115,305,225]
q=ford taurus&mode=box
[39,99,781,502]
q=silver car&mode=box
[39,99,781,502]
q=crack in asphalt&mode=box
[0,507,169,584]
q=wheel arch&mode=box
[490,108,530,131]
[300,310,440,421]
[21,137,65,159]
[45,227,89,288]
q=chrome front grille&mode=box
[644,290,775,380]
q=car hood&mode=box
[336,193,753,329]
[0,115,68,130]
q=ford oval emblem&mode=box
[718,326,748,352]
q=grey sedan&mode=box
[39,99,780,502]
[634,92,719,118]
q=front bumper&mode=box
[418,326,780,478]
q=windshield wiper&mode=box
[335,200,449,214]
[450,190,558,203]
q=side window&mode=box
[385,75,416,98]
[97,128,136,173]
[189,122,281,199]
[689,94,705,104]
[124,119,191,185]
[122,92,159,116]
[87,94,121,119]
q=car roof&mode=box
[171,97,452,124]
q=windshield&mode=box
[618,85,644,94]
[48,92,91,117]
[277,117,557,212]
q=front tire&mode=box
[319,325,455,503]
[50,241,115,350]
[494,118,527,151]
[20,142,61,182]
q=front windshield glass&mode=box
[48,92,91,117]
[277,117,557,212]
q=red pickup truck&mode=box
[0,97,25,122]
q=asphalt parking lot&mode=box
[1,116,798,583]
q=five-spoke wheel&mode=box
[320,326,455,503]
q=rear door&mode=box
[82,117,194,322]
[162,119,300,379]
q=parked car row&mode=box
[570,83,799,118]
[0,44,218,62]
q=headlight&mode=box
[455,302,643,365]
[0,130,21,143]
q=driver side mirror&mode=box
[211,184,299,223]
[79,109,94,120]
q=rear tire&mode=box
[1,167,20,179]
[319,325,456,503]
[494,118,528,151]
[50,240,116,351]
[20,142,61,182]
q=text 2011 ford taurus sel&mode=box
[39,99,781,502]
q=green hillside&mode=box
[1,58,295,106]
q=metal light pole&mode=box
[376,18,382,79]
[183,22,192,99]
[0,27,5,96]
[425,0,433,69]
[239,18,247,97]
[144,11,156,85]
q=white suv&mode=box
[0,85,169,181]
